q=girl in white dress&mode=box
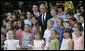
[28,31,45,50]
[4,30,20,50]
[60,28,73,50]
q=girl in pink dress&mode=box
[15,20,24,40]
[73,26,84,50]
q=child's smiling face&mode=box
[8,31,15,39]
[51,31,56,38]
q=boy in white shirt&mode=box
[43,20,54,50]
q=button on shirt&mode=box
[24,19,32,26]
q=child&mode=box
[1,26,7,34]
[43,20,54,50]
[6,12,13,21]
[15,20,24,40]
[73,26,84,50]
[24,11,33,26]
[19,12,26,21]
[79,13,84,31]
[56,18,64,48]
[31,16,42,39]
[72,22,82,39]
[32,5,40,17]
[6,22,13,40]
[74,8,81,22]
[69,17,77,31]
[1,32,6,50]
[49,6,58,30]
[63,21,74,33]
[66,11,74,20]
[20,24,32,50]
[49,30,59,50]
[63,21,70,28]
[4,30,20,50]
[29,31,45,50]
[60,28,73,50]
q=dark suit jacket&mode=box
[38,12,52,35]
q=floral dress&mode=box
[22,32,31,48]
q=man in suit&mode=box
[38,4,52,35]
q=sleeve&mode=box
[42,40,45,44]
[4,40,8,48]
[16,40,20,48]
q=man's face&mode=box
[40,6,46,14]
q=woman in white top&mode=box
[60,28,73,50]
[4,30,20,50]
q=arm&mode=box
[56,40,59,50]
[39,26,42,32]
[42,40,45,49]
[81,36,84,49]
[68,40,73,50]
[16,40,20,50]
[30,34,34,46]
[4,40,7,50]
[20,33,23,49]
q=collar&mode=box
[58,12,65,16]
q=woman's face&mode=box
[32,18,37,25]
[50,9,57,16]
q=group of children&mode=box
[1,4,84,50]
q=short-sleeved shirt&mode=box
[24,19,32,26]
[49,39,59,50]
[43,29,53,45]
[57,12,66,21]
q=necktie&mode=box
[42,14,44,25]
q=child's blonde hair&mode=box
[8,30,16,39]
[47,20,54,25]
